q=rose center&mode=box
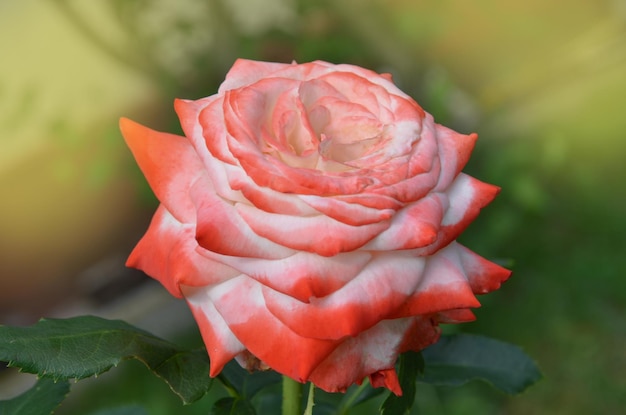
[260,78,395,171]
[305,102,387,165]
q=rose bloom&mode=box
[120,59,510,395]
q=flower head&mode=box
[120,59,510,394]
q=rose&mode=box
[120,59,510,395]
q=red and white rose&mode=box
[120,59,510,395]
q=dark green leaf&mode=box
[151,348,214,403]
[308,403,336,415]
[209,397,256,415]
[219,361,247,394]
[220,361,281,398]
[419,333,542,394]
[345,385,386,409]
[309,388,344,415]
[318,381,386,415]
[0,377,70,415]
[380,351,423,415]
[0,315,213,404]
[252,388,282,415]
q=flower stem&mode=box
[304,382,315,415]
[282,376,303,415]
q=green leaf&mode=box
[419,333,542,394]
[253,390,282,415]
[0,315,213,404]
[324,380,386,415]
[209,397,256,415]
[347,385,386,408]
[337,382,386,413]
[220,361,281,399]
[380,351,423,415]
[0,377,70,415]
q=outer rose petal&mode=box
[433,123,478,192]
[436,308,477,324]
[208,276,340,382]
[390,242,483,319]
[313,62,418,105]
[120,117,201,224]
[421,173,501,255]
[308,316,440,395]
[127,206,239,298]
[196,250,372,302]
[262,252,426,339]
[219,59,293,93]
[183,286,246,375]
[457,244,512,294]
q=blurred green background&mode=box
[1,0,625,414]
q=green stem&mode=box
[282,376,303,415]
[303,383,315,415]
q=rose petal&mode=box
[367,118,441,202]
[235,202,389,256]
[177,97,239,166]
[362,193,446,250]
[298,77,348,111]
[397,315,442,353]
[298,194,394,226]
[390,242,482,318]
[175,98,248,205]
[368,369,402,396]
[310,72,385,121]
[183,285,246,375]
[230,174,319,216]
[441,173,501,228]
[209,276,340,381]
[127,206,239,297]
[308,316,440,395]
[308,318,413,394]
[270,86,320,157]
[436,308,477,324]
[369,159,440,203]
[219,59,292,92]
[190,180,295,259]
[317,63,418,105]
[120,117,201,224]
[196,250,372,302]
[346,119,420,170]
[333,193,404,210]
[433,123,478,192]
[411,173,501,256]
[457,244,512,294]
[223,88,377,196]
[263,252,426,339]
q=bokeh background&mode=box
[1,0,625,414]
